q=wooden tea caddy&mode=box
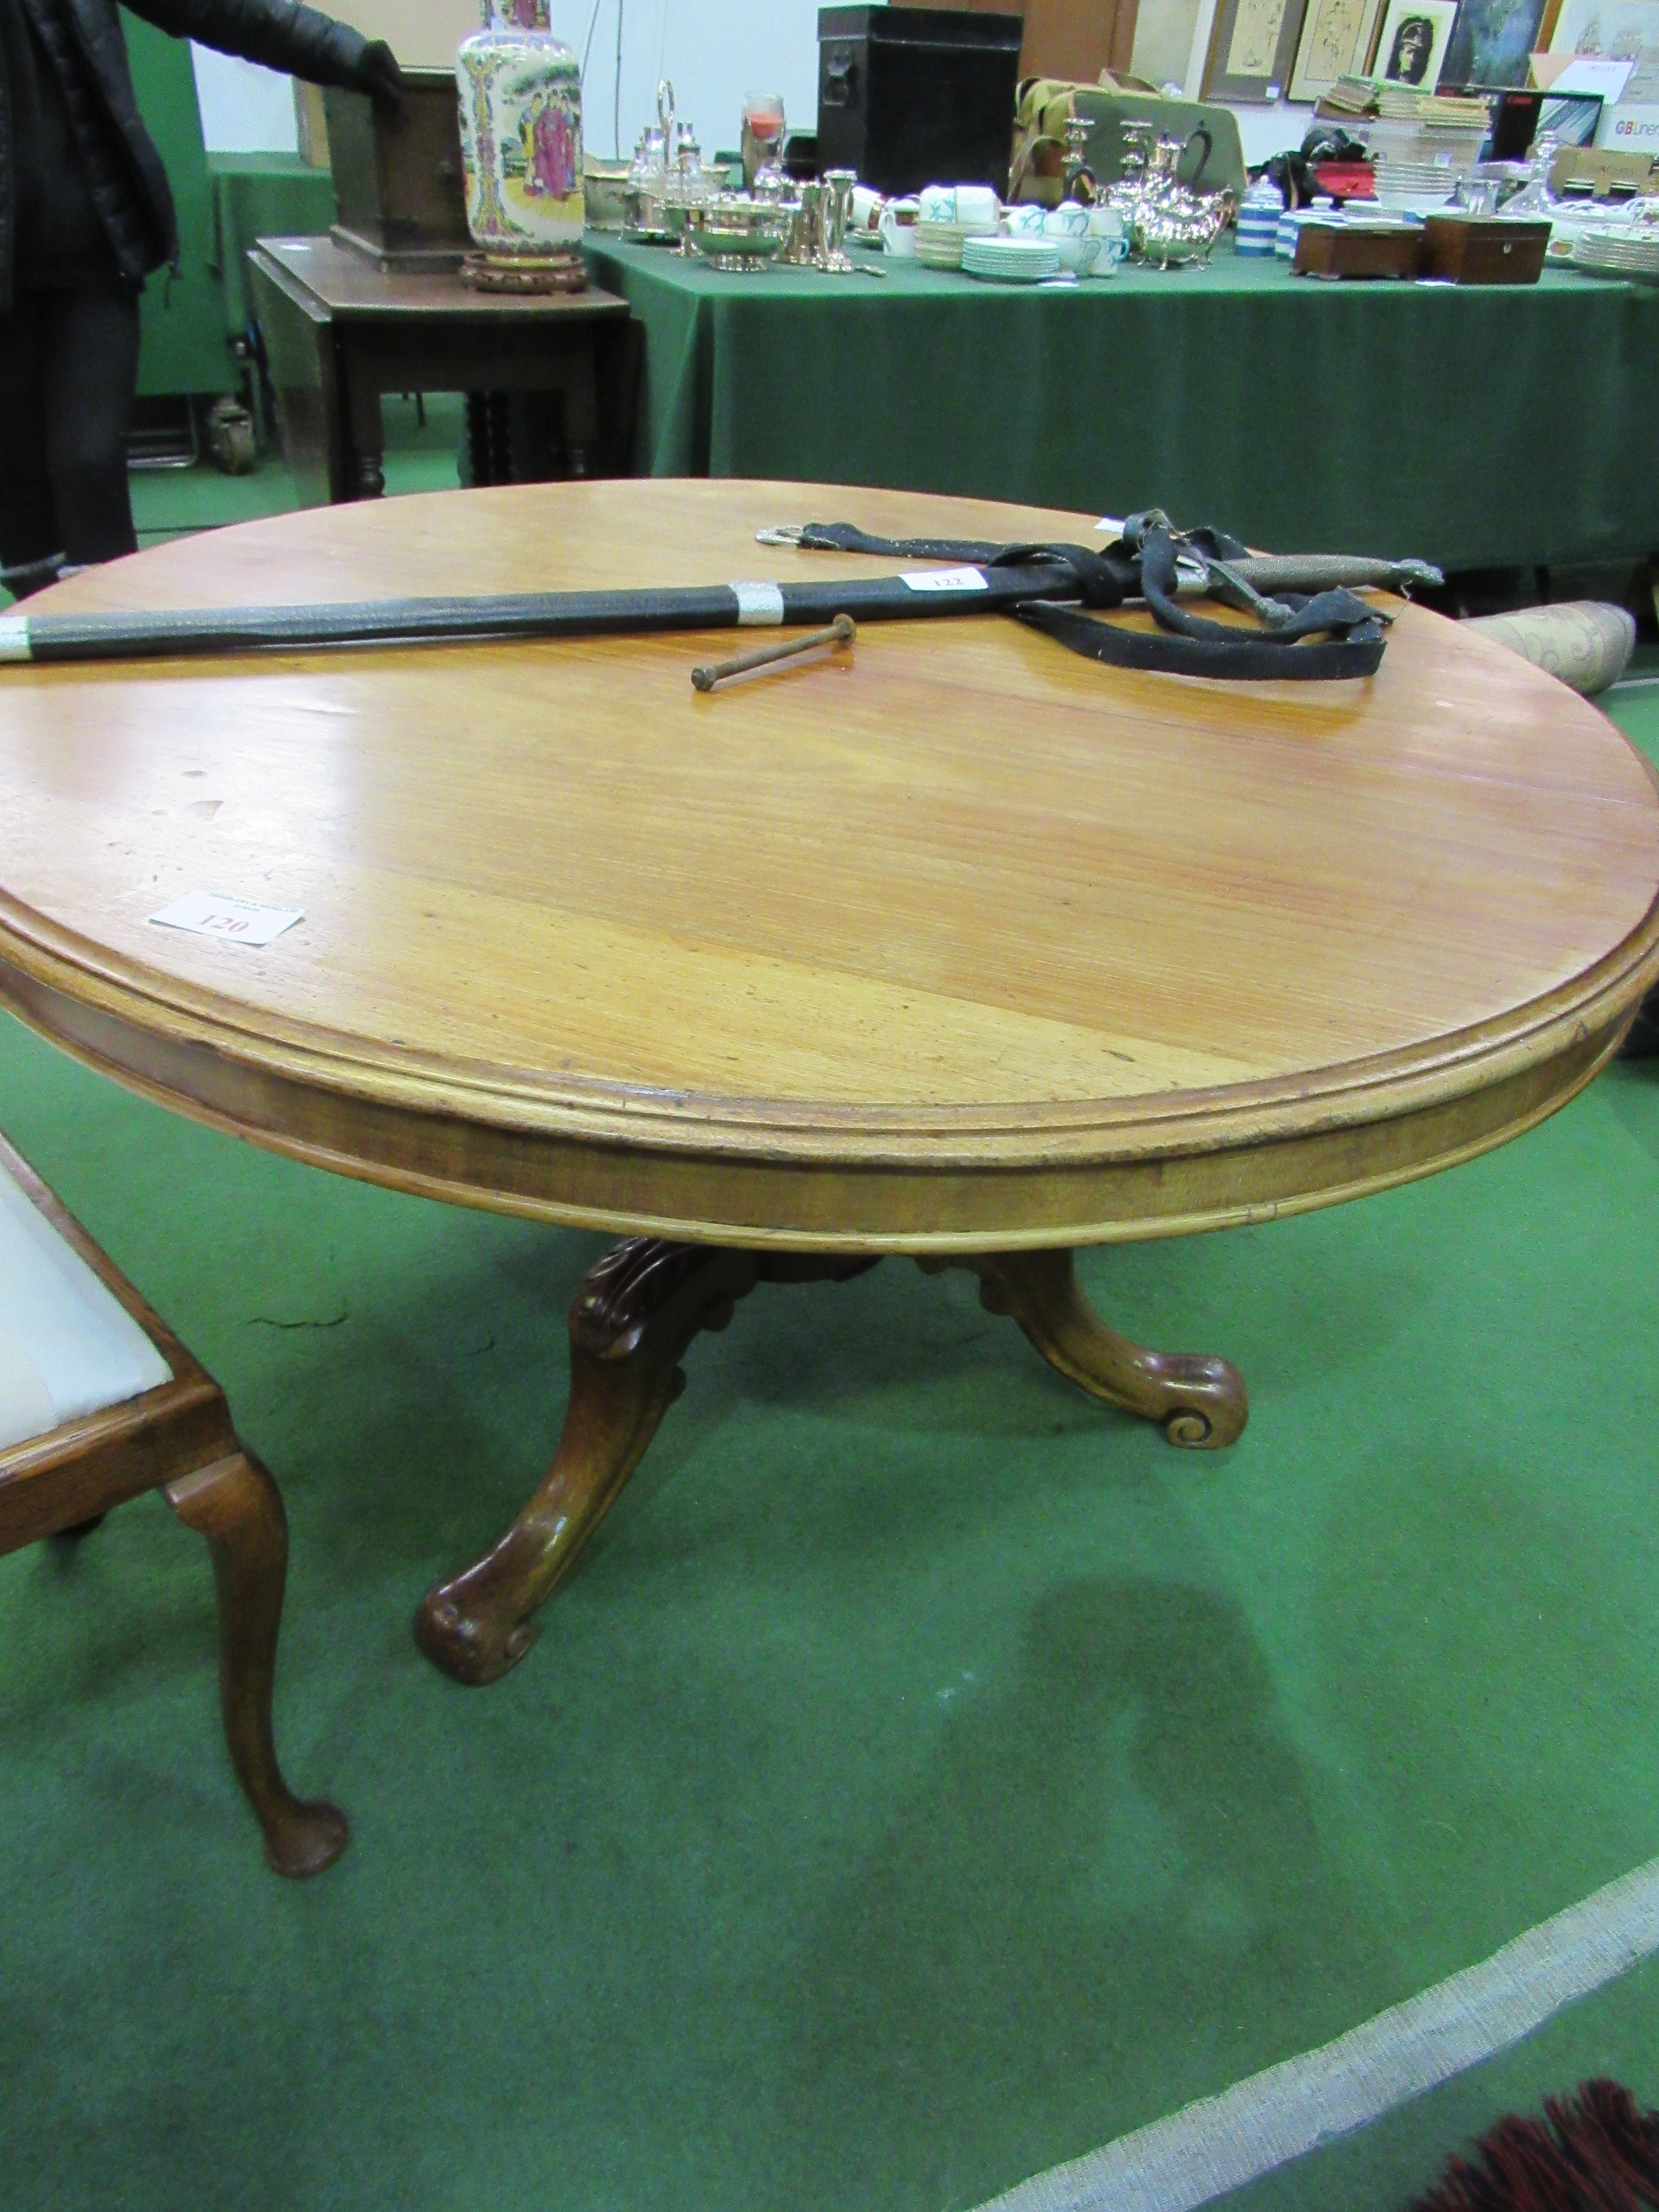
[324,71,471,272]
[1293,220,1423,280]
[1421,214,1550,285]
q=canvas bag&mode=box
[1009,72,1247,206]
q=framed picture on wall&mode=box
[1130,0,1208,94]
[1367,0,1460,87]
[1439,0,1553,85]
[1287,0,1386,98]
[1202,0,1309,100]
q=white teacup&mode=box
[1043,202,1091,239]
[1048,233,1104,274]
[879,197,920,254]
[1001,202,1047,235]
[953,184,1001,228]
[918,183,958,224]
[1083,203,1127,275]
[850,184,883,233]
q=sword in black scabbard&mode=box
[0,563,1076,668]
[0,512,1441,683]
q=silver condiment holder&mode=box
[818,168,858,273]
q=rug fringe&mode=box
[1412,2080,1659,2211]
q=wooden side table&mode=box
[246,238,635,504]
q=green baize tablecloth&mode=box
[584,234,1659,571]
[210,152,337,343]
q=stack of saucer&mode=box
[914,215,999,269]
[1570,225,1659,282]
[1371,158,1459,212]
[960,233,1062,282]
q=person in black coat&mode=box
[0,0,401,592]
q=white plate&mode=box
[961,237,1061,282]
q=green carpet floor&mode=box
[127,394,464,548]
[0,506,1655,2211]
[1,400,465,610]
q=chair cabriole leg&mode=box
[165,1451,348,1878]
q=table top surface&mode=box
[1,478,1655,1250]
[252,236,630,319]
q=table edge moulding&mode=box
[0,913,1648,1251]
[2,478,1656,1686]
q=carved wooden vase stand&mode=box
[415,1241,1247,1686]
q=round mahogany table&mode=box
[2,480,1656,1683]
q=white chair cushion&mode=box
[0,1163,172,1451]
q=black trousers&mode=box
[0,277,142,573]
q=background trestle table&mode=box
[583,236,1659,576]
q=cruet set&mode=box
[621,80,860,273]
[623,81,712,243]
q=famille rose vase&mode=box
[456,0,584,261]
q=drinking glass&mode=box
[741,92,786,191]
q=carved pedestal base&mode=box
[460,248,589,295]
[415,1242,1247,1686]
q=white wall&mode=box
[191,47,298,151]
[192,0,824,158]
[1231,101,1315,163]
[561,0,823,162]
[190,2,1313,172]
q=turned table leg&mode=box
[166,1453,348,1878]
[345,379,386,500]
[417,1240,1245,1685]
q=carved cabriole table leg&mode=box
[926,1250,1248,1449]
[416,1239,1247,1687]
[415,1239,877,1686]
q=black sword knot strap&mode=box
[1012,600,1387,682]
[795,521,1132,609]
[1137,522,1387,654]
[1120,510,1250,564]
[1035,516,1387,679]
[984,541,1128,610]
[796,514,1388,680]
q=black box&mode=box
[817,6,1024,198]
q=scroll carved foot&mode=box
[166,1452,349,1878]
[416,1237,1241,1688]
[938,1249,1248,1449]
[417,1240,766,1686]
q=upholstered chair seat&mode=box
[0,1136,346,1877]
[0,1164,172,1448]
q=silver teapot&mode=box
[1112,129,1234,267]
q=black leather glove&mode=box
[130,0,408,103]
[355,37,404,110]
